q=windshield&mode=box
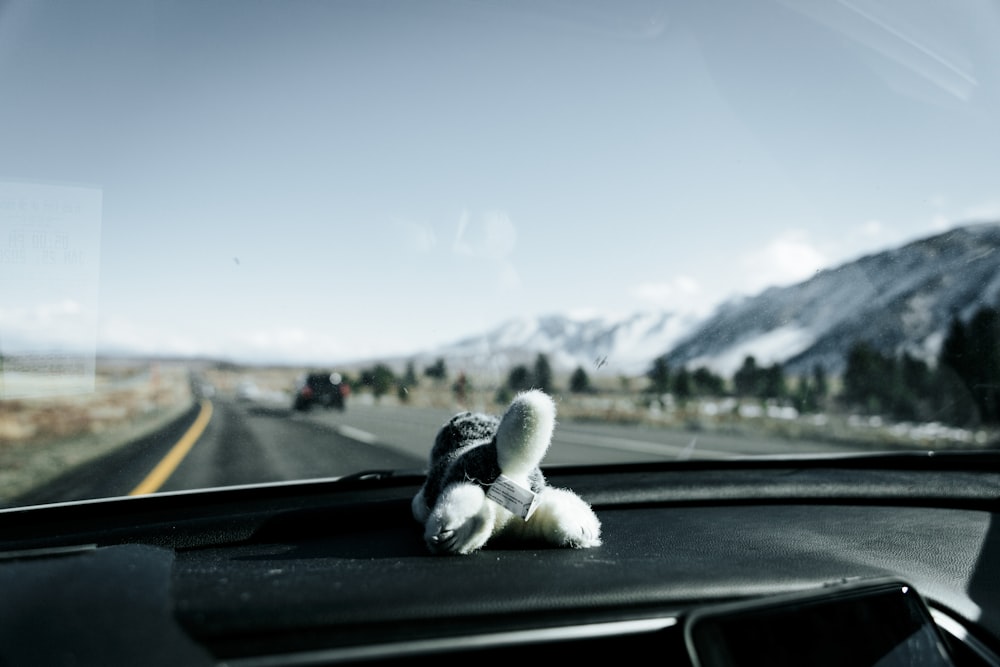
[2,0,999,508]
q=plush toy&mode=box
[411,389,602,555]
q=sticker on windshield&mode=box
[0,181,103,399]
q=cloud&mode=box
[632,276,700,304]
[962,201,1000,222]
[631,276,704,312]
[0,299,97,352]
[930,214,952,231]
[243,328,313,349]
[565,307,604,321]
[739,231,828,293]
[858,219,885,238]
[749,209,999,294]
[233,327,350,363]
[835,219,908,259]
[101,318,351,365]
[928,199,1000,232]
[231,326,439,365]
[98,317,203,358]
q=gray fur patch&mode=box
[419,410,546,512]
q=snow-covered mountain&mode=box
[429,310,704,377]
[419,223,1000,379]
[665,222,1000,376]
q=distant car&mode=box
[292,372,349,411]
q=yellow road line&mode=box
[129,399,214,496]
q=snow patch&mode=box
[433,310,706,375]
[689,325,816,377]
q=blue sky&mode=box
[2,0,999,367]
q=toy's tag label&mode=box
[487,475,539,520]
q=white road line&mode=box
[337,425,379,444]
[555,430,731,459]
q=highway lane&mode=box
[17,394,866,507]
[157,399,422,493]
[300,400,867,466]
[16,398,424,506]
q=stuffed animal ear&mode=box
[495,390,556,479]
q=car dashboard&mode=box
[2,455,1000,666]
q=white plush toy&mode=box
[411,389,602,555]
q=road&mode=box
[302,398,864,464]
[16,398,421,505]
[18,394,864,506]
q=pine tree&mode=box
[424,358,448,381]
[402,361,418,389]
[646,355,670,395]
[939,314,971,382]
[692,367,725,396]
[930,364,979,426]
[533,354,554,393]
[793,376,817,413]
[361,363,397,398]
[733,356,760,397]
[888,354,924,421]
[569,366,591,393]
[673,368,692,403]
[842,342,889,413]
[968,307,1000,423]
[759,364,786,400]
[938,307,1000,425]
[507,365,533,392]
[812,364,828,401]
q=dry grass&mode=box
[0,363,193,502]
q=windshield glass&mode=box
[2,0,999,508]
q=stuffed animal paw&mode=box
[411,389,602,555]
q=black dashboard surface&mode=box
[2,459,999,666]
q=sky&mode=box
[2,0,1000,370]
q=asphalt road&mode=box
[18,394,863,506]
[300,398,864,465]
[16,398,422,506]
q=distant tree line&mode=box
[346,305,999,426]
[842,306,999,426]
[633,305,1000,427]
[345,357,440,402]
[645,355,730,403]
[495,354,555,404]
[940,307,1000,424]
[354,363,397,399]
[840,342,941,422]
[644,353,831,412]
[351,353,581,405]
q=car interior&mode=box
[2,454,999,666]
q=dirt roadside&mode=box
[0,364,194,504]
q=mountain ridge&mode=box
[666,222,1000,375]
[416,223,1000,379]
